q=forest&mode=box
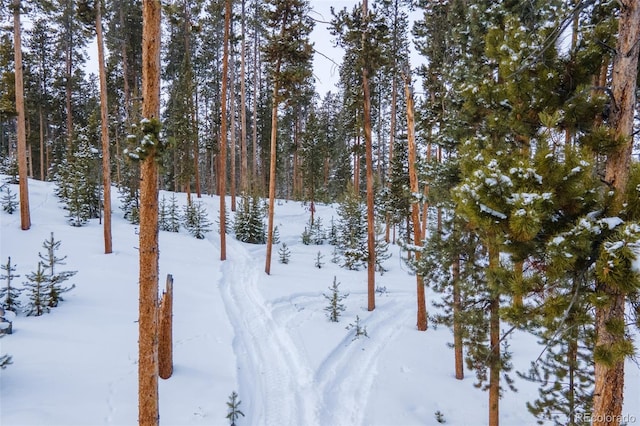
[1,0,640,425]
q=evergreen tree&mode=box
[314,251,324,269]
[336,188,368,270]
[226,391,245,426]
[346,315,368,340]
[277,242,291,264]
[324,276,347,322]
[374,221,390,274]
[1,184,17,214]
[216,206,231,236]
[183,201,213,240]
[118,184,140,224]
[23,262,49,317]
[38,232,76,307]
[234,194,266,244]
[0,256,21,312]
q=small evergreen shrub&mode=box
[38,232,76,307]
[323,276,348,322]
[226,391,245,426]
[1,185,18,214]
[234,195,266,244]
[183,201,213,239]
[278,243,291,264]
[314,251,324,269]
[346,315,368,340]
[159,194,181,232]
[0,256,22,312]
[24,262,50,317]
[118,185,140,224]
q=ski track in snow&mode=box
[314,297,413,426]
[218,239,319,426]
[215,235,414,426]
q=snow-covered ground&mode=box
[1,177,639,426]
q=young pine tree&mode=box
[226,391,245,426]
[1,185,18,214]
[0,256,22,312]
[183,201,213,239]
[278,243,291,264]
[24,262,50,317]
[324,276,348,322]
[336,189,368,270]
[234,195,266,244]
[314,251,324,269]
[38,232,76,307]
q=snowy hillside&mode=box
[1,177,639,426]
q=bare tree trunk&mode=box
[96,0,112,254]
[488,238,500,426]
[404,76,426,330]
[251,0,259,190]
[194,89,201,198]
[219,0,232,261]
[240,0,248,194]
[158,274,173,380]
[39,108,45,180]
[138,1,161,424]
[13,0,31,231]
[230,49,237,212]
[265,76,280,275]
[593,3,640,425]
[452,252,463,379]
[362,0,375,312]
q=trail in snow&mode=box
[217,239,319,426]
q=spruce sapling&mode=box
[23,262,50,316]
[183,202,213,239]
[38,232,76,307]
[314,251,324,269]
[278,243,291,264]
[226,391,245,426]
[1,185,18,214]
[0,256,22,311]
[323,276,348,322]
[346,315,368,340]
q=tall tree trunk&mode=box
[39,108,45,180]
[13,0,31,231]
[219,0,232,261]
[362,0,375,312]
[240,0,248,194]
[96,0,112,254]
[194,89,201,198]
[593,3,640,426]
[385,77,397,243]
[251,0,259,190]
[452,251,463,379]
[265,70,280,275]
[488,237,500,426]
[404,76,426,330]
[138,1,161,424]
[230,49,237,212]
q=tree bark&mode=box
[96,0,112,254]
[138,1,161,424]
[158,274,173,380]
[240,0,248,194]
[219,0,232,262]
[265,76,280,275]
[452,252,463,379]
[362,0,375,312]
[230,48,237,212]
[404,76,426,330]
[488,238,500,426]
[593,2,640,425]
[13,0,31,231]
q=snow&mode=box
[1,177,639,426]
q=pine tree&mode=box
[234,195,266,244]
[23,262,49,317]
[277,243,291,264]
[38,232,76,307]
[314,251,324,269]
[1,184,17,214]
[324,276,347,322]
[0,256,21,312]
[346,315,368,340]
[183,202,213,240]
[336,188,368,270]
[226,391,245,426]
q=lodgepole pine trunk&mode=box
[240,0,248,194]
[452,252,464,379]
[159,274,173,380]
[404,75,426,330]
[265,75,280,275]
[593,2,640,426]
[488,237,501,426]
[13,0,31,231]
[230,47,237,212]
[138,1,161,424]
[362,0,375,312]
[96,0,112,254]
[219,0,231,261]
